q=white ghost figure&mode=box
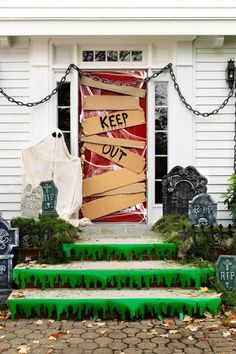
[22,129,82,220]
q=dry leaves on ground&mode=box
[11,290,25,299]
[0,310,10,320]
[205,325,220,332]
[17,345,30,354]
[186,325,201,332]
[169,329,178,334]
[34,320,43,325]
[48,331,70,341]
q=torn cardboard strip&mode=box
[85,142,145,173]
[83,95,141,110]
[81,135,145,150]
[81,76,146,98]
[81,193,146,220]
[83,168,145,197]
[94,182,146,196]
[82,110,145,136]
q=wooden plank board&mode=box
[82,110,145,136]
[81,135,145,149]
[83,95,141,110]
[94,182,146,196]
[81,193,146,220]
[83,168,145,197]
[85,142,145,173]
[81,76,146,98]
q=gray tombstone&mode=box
[162,166,208,216]
[0,215,19,304]
[40,180,58,216]
[21,184,43,219]
[189,193,217,226]
[216,255,236,293]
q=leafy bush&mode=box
[11,215,79,263]
[222,173,236,223]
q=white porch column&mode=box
[30,38,50,144]
[168,40,195,169]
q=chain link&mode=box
[0,62,234,117]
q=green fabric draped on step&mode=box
[8,297,221,321]
[13,268,215,290]
[62,243,178,261]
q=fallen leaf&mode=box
[32,340,39,344]
[199,287,208,293]
[40,264,48,268]
[96,322,106,327]
[28,260,36,264]
[48,336,57,341]
[86,324,93,328]
[206,325,220,332]
[169,329,178,334]
[204,311,213,319]
[187,335,194,341]
[186,325,201,332]
[100,329,107,336]
[34,320,43,325]
[0,335,5,341]
[11,291,25,299]
[17,345,30,354]
[223,331,231,337]
[0,325,5,330]
[48,319,55,323]
[183,315,193,322]
[160,334,169,338]
[225,311,236,320]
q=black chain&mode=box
[0,62,234,117]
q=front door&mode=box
[79,70,147,222]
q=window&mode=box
[57,82,71,152]
[82,50,143,63]
[155,82,168,203]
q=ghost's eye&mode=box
[58,133,62,138]
[52,132,57,138]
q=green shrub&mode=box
[222,173,236,223]
[11,215,79,264]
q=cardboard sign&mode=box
[82,110,145,136]
[85,143,145,173]
[81,135,145,150]
[81,193,146,220]
[81,76,146,98]
[83,168,145,197]
[94,182,146,196]
[83,95,141,110]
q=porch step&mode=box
[62,242,177,261]
[13,261,215,290]
[8,288,221,320]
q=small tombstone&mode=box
[216,255,236,293]
[162,166,208,216]
[0,215,19,303]
[40,180,58,216]
[21,184,43,219]
[189,193,217,226]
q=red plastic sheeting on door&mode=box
[79,70,147,222]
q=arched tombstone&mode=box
[189,193,217,226]
[162,166,208,216]
[0,215,19,303]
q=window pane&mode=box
[155,82,168,106]
[107,51,118,62]
[119,51,130,61]
[58,83,70,106]
[155,181,163,204]
[83,50,94,62]
[155,107,168,130]
[63,133,71,152]
[155,132,167,155]
[132,50,142,62]
[95,51,106,61]
[58,108,71,131]
[155,157,167,179]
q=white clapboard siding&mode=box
[0,38,30,219]
[195,45,236,224]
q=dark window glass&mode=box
[95,51,106,61]
[58,108,71,131]
[63,133,71,151]
[155,132,167,155]
[107,51,118,62]
[155,82,168,106]
[58,82,70,106]
[132,50,142,62]
[83,50,94,62]
[155,107,168,130]
[155,181,163,204]
[155,157,167,179]
[119,50,130,62]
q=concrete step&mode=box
[62,242,177,261]
[8,288,221,320]
[13,261,215,290]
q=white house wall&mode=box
[0,37,31,220]
[194,40,235,224]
